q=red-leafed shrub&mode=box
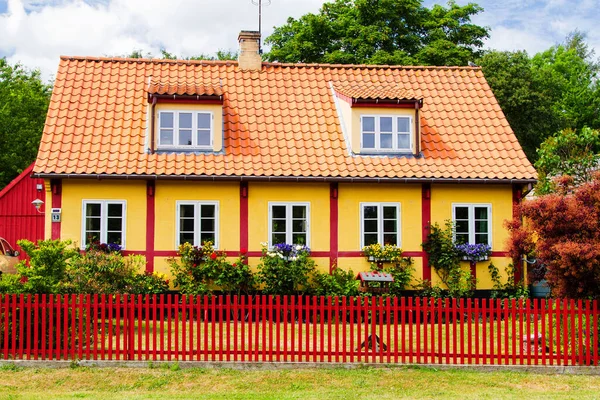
[507,175,600,298]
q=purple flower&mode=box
[455,243,491,259]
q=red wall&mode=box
[0,163,45,257]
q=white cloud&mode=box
[0,0,598,82]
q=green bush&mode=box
[314,267,359,297]
[169,242,253,295]
[371,257,415,296]
[257,243,316,295]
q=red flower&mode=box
[210,252,217,260]
[232,263,237,267]
[19,276,28,283]
[240,247,247,254]
[193,263,197,267]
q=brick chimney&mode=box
[238,30,262,71]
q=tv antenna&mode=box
[251,0,271,53]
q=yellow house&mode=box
[33,31,536,290]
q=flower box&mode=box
[462,255,489,262]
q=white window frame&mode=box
[360,115,413,152]
[175,201,220,249]
[359,202,402,248]
[268,202,311,247]
[157,110,213,149]
[81,200,127,250]
[452,203,493,247]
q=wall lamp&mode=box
[32,198,45,214]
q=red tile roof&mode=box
[34,57,537,182]
[147,80,223,97]
[333,82,421,101]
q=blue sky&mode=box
[0,0,598,81]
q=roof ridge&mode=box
[59,56,481,70]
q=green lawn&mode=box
[1,365,600,399]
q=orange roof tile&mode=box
[333,81,421,101]
[34,57,537,182]
[147,79,223,97]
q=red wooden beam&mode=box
[145,181,155,272]
[51,179,62,240]
[329,183,339,272]
[421,184,431,281]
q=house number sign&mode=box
[51,208,61,222]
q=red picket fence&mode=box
[1,294,598,365]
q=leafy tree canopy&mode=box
[479,32,600,162]
[0,58,51,189]
[534,127,600,195]
[264,0,489,65]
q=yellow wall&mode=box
[247,182,330,252]
[154,103,224,152]
[154,181,240,251]
[59,180,147,250]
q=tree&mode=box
[0,58,51,189]
[124,49,238,61]
[478,50,559,161]
[507,175,600,299]
[479,32,600,162]
[534,127,600,195]
[264,0,489,66]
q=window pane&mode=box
[86,217,101,231]
[107,217,122,231]
[160,112,173,128]
[362,117,375,132]
[475,221,488,233]
[180,218,195,232]
[364,234,378,246]
[179,130,192,146]
[107,232,122,244]
[272,206,286,219]
[200,218,215,232]
[383,219,397,233]
[383,206,396,219]
[201,205,215,218]
[272,220,286,233]
[86,203,101,217]
[180,205,195,218]
[197,130,211,146]
[380,133,393,148]
[107,204,122,217]
[292,206,307,219]
[292,233,306,245]
[160,129,173,145]
[272,233,286,244]
[398,134,410,149]
[475,234,489,245]
[292,220,306,233]
[363,133,375,148]
[455,220,469,233]
[180,233,194,245]
[380,117,393,132]
[383,234,397,246]
[397,117,410,133]
[198,113,211,129]
[85,233,100,245]
[363,205,377,219]
[456,233,469,244]
[179,113,192,129]
[455,207,469,220]
[363,219,378,233]
[200,232,215,245]
[475,207,488,220]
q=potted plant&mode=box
[362,243,403,263]
[455,243,491,262]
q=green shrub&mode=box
[488,262,528,299]
[169,242,253,295]
[257,243,316,295]
[130,271,170,295]
[314,267,359,297]
[371,257,415,296]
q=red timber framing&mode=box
[329,183,339,272]
[240,182,249,263]
[145,181,156,272]
[50,180,62,240]
[512,184,523,283]
[421,184,431,281]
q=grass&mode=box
[0,366,600,399]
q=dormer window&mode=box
[158,111,213,149]
[361,115,413,152]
